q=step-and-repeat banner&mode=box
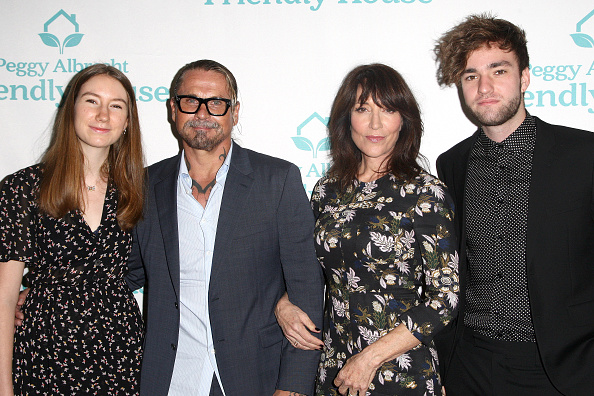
[2,1,593,300]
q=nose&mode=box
[369,109,382,130]
[96,105,109,122]
[194,102,210,119]
[478,75,493,95]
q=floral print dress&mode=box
[0,165,143,395]
[312,172,459,396]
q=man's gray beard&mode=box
[471,92,522,127]
[181,120,226,151]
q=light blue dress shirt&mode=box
[168,144,233,395]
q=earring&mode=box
[123,128,127,135]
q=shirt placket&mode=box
[489,143,509,338]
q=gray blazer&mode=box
[127,143,324,395]
[434,117,594,395]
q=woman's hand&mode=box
[14,288,28,329]
[333,347,379,396]
[334,323,421,395]
[275,293,323,350]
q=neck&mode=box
[183,140,231,179]
[357,157,388,182]
[183,140,230,207]
[82,147,109,181]
[482,107,527,143]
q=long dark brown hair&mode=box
[38,64,144,231]
[326,63,424,189]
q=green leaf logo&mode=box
[64,33,84,48]
[291,136,314,152]
[570,33,594,48]
[294,113,330,159]
[39,33,60,48]
[316,137,330,153]
[572,9,594,49]
[40,10,84,54]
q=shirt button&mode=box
[497,235,504,241]
[496,272,503,279]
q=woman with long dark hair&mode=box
[277,64,459,395]
[0,64,145,395]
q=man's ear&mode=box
[520,67,530,93]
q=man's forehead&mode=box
[179,69,230,95]
[464,45,518,70]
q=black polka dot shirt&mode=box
[463,115,537,342]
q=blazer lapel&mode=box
[154,155,182,298]
[211,144,254,283]
[526,117,557,268]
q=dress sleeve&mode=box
[0,167,39,264]
[398,177,460,345]
[310,177,326,219]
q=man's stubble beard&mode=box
[470,89,523,128]
[181,119,229,152]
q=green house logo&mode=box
[292,112,329,159]
[39,10,84,54]
[571,9,594,48]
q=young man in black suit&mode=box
[433,14,594,396]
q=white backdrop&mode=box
[2,1,593,298]
[2,1,594,191]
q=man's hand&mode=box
[275,293,323,351]
[14,288,28,330]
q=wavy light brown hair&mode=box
[38,64,144,231]
[434,13,529,87]
[326,63,424,189]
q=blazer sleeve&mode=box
[275,164,325,395]
[125,224,146,291]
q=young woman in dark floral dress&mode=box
[276,64,459,396]
[0,64,145,395]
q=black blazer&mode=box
[127,143,324,395]
[435,117,594,395]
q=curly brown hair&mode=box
[434,13,529,87]
[326,63,424,189]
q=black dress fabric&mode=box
[1,165,143,395]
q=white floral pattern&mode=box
[312,172,459,396]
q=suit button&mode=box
[174,302,179,309]
[171,344,177,351]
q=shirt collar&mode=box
[178,141,234,189]
[478,114,536,155]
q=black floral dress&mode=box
[0,165,143,395]
[312,172,459,396]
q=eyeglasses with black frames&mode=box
[175,95,233,116]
